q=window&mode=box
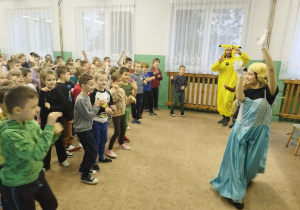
[166,1,251,74]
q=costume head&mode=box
[247,63,268,87]
[219,44,241,58]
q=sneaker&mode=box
[124,136,130,143]
[66,151,74,158]
[119,144,131,150]
[67,145,81,152]
[92,164,100,172]
[78,169,97,175]
[136,120,141,124]
[218,116,225,123]
[229,124,234,128]
[60,160,70,167]
[233,202,244,209]
[155,107,159,110]
[81,175,98,185]
[181,113,185,117]
[170,112,175,117]
[145,109,149,112]
[222,117,230,127]
[98,158,112,163]
[127,126,131,130]
[132,119,136,124]
[149,112,157,116]
[106,150,117,158]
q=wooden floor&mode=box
[32,109,299,210]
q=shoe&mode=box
[155,107,159,110]
[229,124,234,128]
[106,150,117,158]
[127,126,131,130]
[99,158,112,163]
[132,119,136,124]
[92,164,100,172]
[67,145,81,152]
[149,112,157,116]
[233,202,244,209]
[124,136,130,143]
[60,160,70,167]
[181,113,185,117]
[218,116,225,123]
[66,151,74,158]
[170,112,175,117]
[81,175,98,185]
[78,169,97,175]
[145,109,149,112]
[119,144,131,150]
[222,117,230,127]
[136,120,141,124]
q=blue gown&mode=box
[210,96,272,203]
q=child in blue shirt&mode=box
[141,62,156,116]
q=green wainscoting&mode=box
[53,51,72,61]
[134,54,168,109]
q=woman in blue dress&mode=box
[210,29,278,209]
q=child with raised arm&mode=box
[107,72,136,158]
[170,65,187,117]
[90,71,115,171]
[150,58,163,110]
[74,73,102,184]
[0,85,63,210]
[130,61,147,124]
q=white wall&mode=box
[134,0,169,55]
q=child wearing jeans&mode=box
[90,71,115,171]
[130,61,147,124]
[74,74,102,184]
[107,72,136,158]
[170,65,187,117]
[0,85,63,210]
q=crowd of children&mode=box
[0,51,176,209]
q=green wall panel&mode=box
[53,51,72,62]
[134,54,168,109]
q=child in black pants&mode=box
[73,74,102,184]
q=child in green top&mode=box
[0,85,63,210]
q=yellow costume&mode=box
[211,45,250,117]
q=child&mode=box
[0,85,63,209]
[107,72,136,158]
[170,65,187,117]
[81,61,90,73]
[120,67,137,139]
[8,69,23,84]
[0,70,7,85]
[7,59,21,71]
[141,62,156,116]
[17,53,30,69]
[90,71,115,170]
[124,57,133,74]
[66,63,77,84]
[21,67,36,90]
[55,65,81,153]
[72,67,86,102]
[130,61,147,124]
[67,58,73,63]
[74,73,102,184]
[150,58,163,110]
[39,70,70,170]
[92,57,102,68]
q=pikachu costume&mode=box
[211,45,250,117]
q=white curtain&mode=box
[279,1,300,80]
[0,0,54,59]
[166,0,253,74]
[64,0,135,65]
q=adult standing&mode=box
[211,45,250,126]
